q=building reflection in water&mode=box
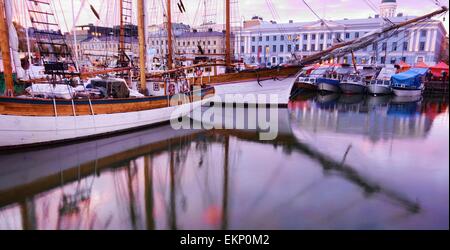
[0,94,448,230]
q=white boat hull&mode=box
[392,88,423,97]
[368,84,392,95]
[318,83,341,93]
[0,98,208,149]
[213,75,298,105]
[339,83,367,94]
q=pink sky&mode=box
[59,0,448,33]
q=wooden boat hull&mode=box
[0,87,215,149]
[295,81,318,91]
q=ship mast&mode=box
[166,0,173,70]
[119,0,126,67]
[0,0,14,96]
[225,0,232,70]
[137,0,147,92]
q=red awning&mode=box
[431,61,449,70]
[430,61,449,77]
[414,61,429,68]
[398,61,411,69]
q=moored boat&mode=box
[340,75,367,94]
[391,68,427,97]
[340,65,379,94]
[317,64,352,93]
[0,0,216,149]
[295,65,321,91]
[368,66,397,95]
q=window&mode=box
[319,44,323,51]
[266,36,270,41]
[345,33,350,39]
[403,42,408,51]
[279,57,284,64]
[390,57,396,64]
[259,36,262,41]
[320,33,324,40]
[272,57,276,64]
[335,33,341,39]
[258,45,262,52]
[380,56,386,64]
[311,34,316,40]
[281,35,285,41]
[295,44,299,51]
[302,44,307,51]
[401,56,406,62]
[208,41,211,45]
[420,30,427,37]
[287,44,292,52]
[252,37,256,42]
[311,44,315,51]
[280,45,284,52]
[382,42,387,51]
[273,36,277,41]
[273,45,277,53]
[355,32,359,38]
[303,34,308,40]
[419,41,426,51]
[214,41,217,45]
[392,42,397,51]
[241,46,245,53]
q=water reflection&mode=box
[0,94,448,230]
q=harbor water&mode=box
[0,93,448,230]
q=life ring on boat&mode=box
[182,81,190,93]
[168,83,176,96]
[195,69,203,77]
[68,65,76,73]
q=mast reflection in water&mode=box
[0,94,448,230]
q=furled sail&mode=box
[5,0,25,79]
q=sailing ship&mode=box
[142,0,304,106]
[0,0,214,149]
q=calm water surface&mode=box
[0,93,448,230]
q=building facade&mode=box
[237,0,447,66]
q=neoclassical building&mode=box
[237,0,447,66]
